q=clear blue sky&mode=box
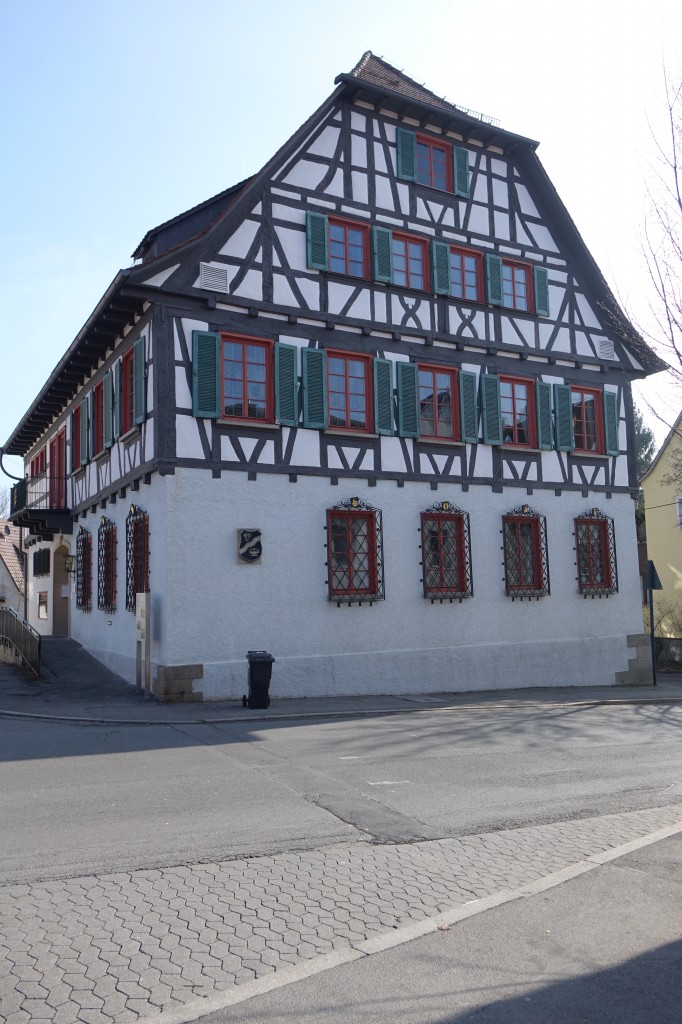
[1,0,680,486]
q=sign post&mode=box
[645,560,663,687]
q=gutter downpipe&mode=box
[0,447,28,619]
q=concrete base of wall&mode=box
[0,642,23,670]
[614,633,654,686]
[153,664,204,703]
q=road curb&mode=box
[1,694,682,725]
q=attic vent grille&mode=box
[200,263,229,293]
[599,338,615,361]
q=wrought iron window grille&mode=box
[419,501,473,603]
[501,504,550,601]
[76,527,92,612]
[324,496,385,606]
[98,516,117,614]
[126,504,150,612]
[574,507,618,598]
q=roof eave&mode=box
[3,269,147,457]
[334,72,539,150]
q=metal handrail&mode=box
[0,607,41,678]
[11,476,69,515]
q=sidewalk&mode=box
[204,830,682,1024]
[1,637,682,725]
[2,805,681,1024]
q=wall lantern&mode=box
[63,553,77,575]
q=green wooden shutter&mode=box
[80,399,88,465]
[302,348,327,429]
[604,391,619,455]
[114,359,122,440]
[454,147,470,198]
[373,358,394,436]
[536,381,553,451]
[275,343,298,426]
[192,331,220,418]
[431,240,451,295]
[372,227,393,283]
[459,371,478,443]
[70,411,77,472]
[306,211,328,271]
[397,362,419,438]
[396,127,416,181]
[533,266,550,316]
[133,336,146,425]
[103,371,113,449]
[485,254,503,306]
[481,373,502,445]
[554,384,574,451]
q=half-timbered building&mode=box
[4,53,663,699]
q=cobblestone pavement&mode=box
[2,804,682,1024]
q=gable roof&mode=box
[131,176,254,263]
[640,411,682,483]
[0,521,24,594]
[2,52,667,458]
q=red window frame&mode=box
[571,387,604,453]
[502,260,533,312]
[500,376,536,448]
[416,134,452,191]
[328,217,369,278]
[327,509,378,598]
[98,520,117,614]
[502,514,546,596]
[221,334,274,423]
[327,351,373,433]
[421,511,469,597]
[30,447,46,478]
[48,429,66,509]
[76,528,92,613]
[418,364,459,441]
[92,381,104,456]
[120,349,135,435]
[575,516,614,593]
[449,246,484,302]
[392,233,428,290]
[126,506,150,612]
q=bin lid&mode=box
[246,650,275,662]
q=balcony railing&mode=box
[10,476,72,538]
[0,607,40,678]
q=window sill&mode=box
[94,449,110,465]
[119,426,141,444]
[324,428,378,440]
[417,437,466,448]
[217,418,279,430]
[570,450,610,460]
[502,443,541,453]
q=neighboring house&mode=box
[3,52,665,700]
[0,521,25,613]
[641,412,682,637]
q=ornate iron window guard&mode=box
[324,496,385,607]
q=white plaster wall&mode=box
[153,470,643,700]
[69,486,169,686]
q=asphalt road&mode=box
[3,702,682,884]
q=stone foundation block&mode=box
[153,663,204,703]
